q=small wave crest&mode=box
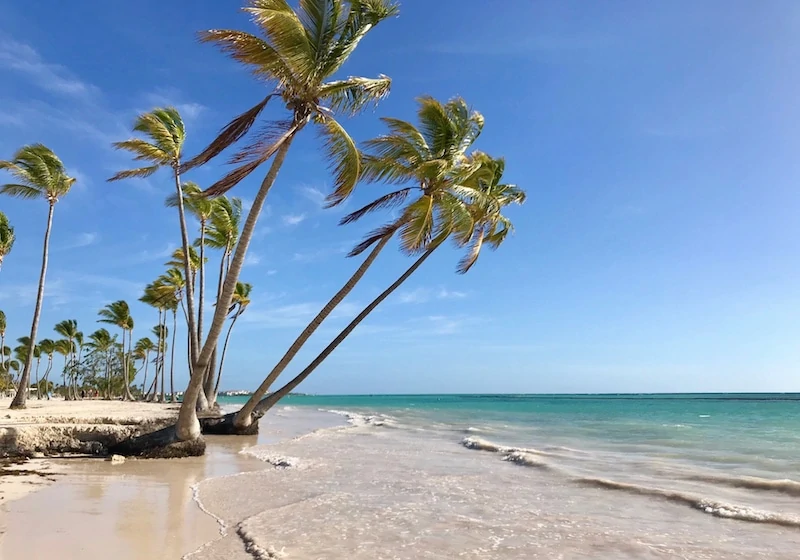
[577,477,800,528]
[461,436,552,457]
[503,451,552,470]
[685,473,800,497]
[323,409,396,428]
[243,449,303,469]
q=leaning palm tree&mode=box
[231,96,487,429]
[213,282,252,401]
[0,211,14,270]
[134,337,156,398]
[0,310,6,364]
[0,144,76,408]
[252,155,524,418]
[98,301,135,401]
[108,107,200,382]
[176,0,398,441]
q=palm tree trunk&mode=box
[251,246,438,421]
[177,129,300,441]
[34,357,41,399]
[62,355,68,399]
[42,357,52,400]
[170,309,177,403]
[204,251,228,405]
[173,166,199,370]
[10,201,54,409]
[233,234,392,427]
[141,351,149,398]
[214,313,240,398]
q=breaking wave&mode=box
[323,409,397,428]
[684,473,800,497]
[577,477,800,528]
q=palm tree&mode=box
[53,338,72,398]
[87,329,115,399]
[213,282,252,400]
[134,337,156,398]
[0,211,14,270]
[176,0,398,441]
[202,195,242,402]
[108,108,200,381]
[54,320,79,399]
[0,310,6,365]
[232,96,487,428]
[154,268,184,402]
[98,301,135,401]
[253,155,525,417]
[17,338,42,399]
[1,144,76,408]
[37,338,55,399]
[165,247,202,290]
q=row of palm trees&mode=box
[0,0,525,451]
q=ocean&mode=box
[205,393,800,558]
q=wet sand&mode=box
[0,407,344,559]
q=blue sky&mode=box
[1,1,799,394]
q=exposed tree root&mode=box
[107,424,206,458]
[199,411,262,436]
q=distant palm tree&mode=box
[156,268,184,403]
[214,282,252,399]
[134,337,156,399]
[108,107,200,376]
[37,338,55,399]
[17,337,42,399]
[254,155,525,417]
[0,144,75,409]
[98,301,135,401]
[87,329,115,399]
[0,310,6,365]
[0,211,14,270]
[54,320,79,399]
[165,246,202,290]
[53,339,72,397]
[176,0,398,441]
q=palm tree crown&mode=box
[184,0,399,203]
[0,144,76,203]
[0,211,15,269]
[108,108,186,180]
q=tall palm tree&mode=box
[203,195,242,402]
[37,338,55,399]
[253,155,524,417]
[154,267,184,402]
[232,96,487,428]
[213,282,252,400]
[17,337,42,399]
[0,211,14,270]
[87,329,115,399]
[1,144,75,408]
[0,310,6,365]
[165,246,202,291]
[98,301,135,401]
[54,320,79,399]
[176,0,398,441]
[108,107,200,379]
[134,337,156,398]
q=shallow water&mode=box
[203,394,800,558]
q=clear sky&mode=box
[1,1,798,394]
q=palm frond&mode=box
[111,139,170,164]
[323,0,399,77]
[0,184,42,200]
[319,75,391,116]
[245,0,316,81]
[298,0,343,67]
[133,111,180,156]
[397,195,435,254]
[319,116,360,207]
[198,30,295,85]
[347,220,400,257]
[182,94,275,172]
[107,166,160,182]
[339,187,411,225]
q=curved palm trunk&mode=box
[10,201,54,409]
[252,246,438,419]
[42,357,53,400]
[170,309,177,403]
[204,250,228,406]
[122,329,134,401]
[141,351,150,398]
[233,234,392,428]
[177,130,299,441]
[61,355,68,399]
[173,166,199,369]
[34,357,41,399]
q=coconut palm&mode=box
[0,310,6,364]
[203,196,242,402]
[54,320,79,400]
[253,155,524,417]
[154,268,184,402]
[1,144,76,408]
[108,107,200,379]
[38,338,55,399]
[53,338,73,397]
[17,337,42,399]
[176,0,398,441]
[134,337,156,398]
[165,246,203,291]
[98,301,135,401]
[87,329,116,399]
[214,282,252,400]
[0,211,14,270]
[232,96,487,428]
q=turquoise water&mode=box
[213,393,800,556]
